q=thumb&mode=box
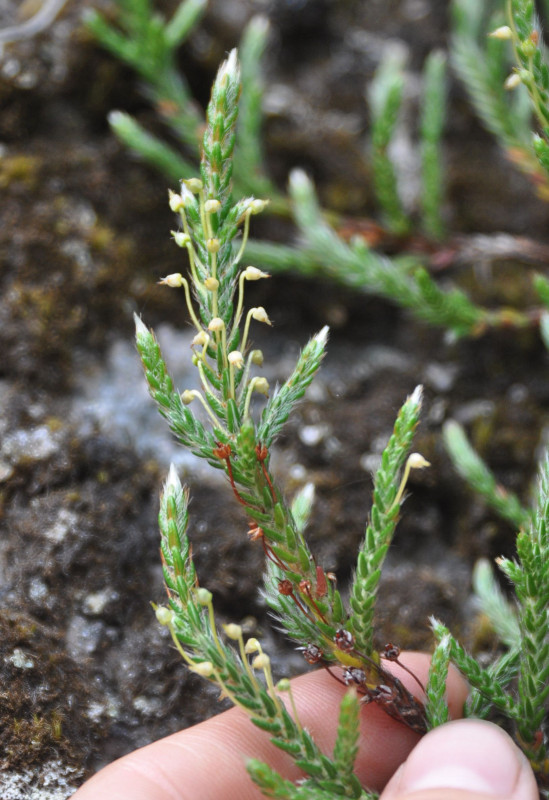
[380,719,539,800]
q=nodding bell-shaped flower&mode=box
[251,307,272,325]
[171,231,191,248]
[250,350,264,366]
[155,606,174,626]
[243,266,269,281]
[183,177,203,193]
[251,377,270,396]
[244,637,260,654]
[179,182,196,206]
[204,199,221,214]
[228,350,244,369]
[250,199,269,214]
[223,623,242,640]
[190,661,214,677]
[208,317,225,332]
[505,72,522,90]
[191,330,209,347]
[159,273,184,288]
[489,25,512,39]
[196,587,213,605]
[407,453,431,470]
[237,198,269,222]
[251,653,270,670]
[168,190,185,213]
[181,390,196,405]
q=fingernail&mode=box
[395,720,522,796]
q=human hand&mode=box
[72,653,538,800]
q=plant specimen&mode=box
[135,51,434,800]
[135,49,549,798]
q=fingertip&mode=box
[380,719,539,800]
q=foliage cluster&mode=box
[81,0,549,796]
[132,33,549,798]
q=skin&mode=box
[381,719,540,800]
[74,653,473,800]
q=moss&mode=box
[0,611,100,772]
[0,154,41,188]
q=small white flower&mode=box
[223,623,242,640]
[159,273,184,288]
[171,231,190,247]
[168,191,185,212]
[251,377,270,396]
[208,317,225,332]
[408,452,431,470]
[190,661,214,677]
[205,199,221,213]
[191,331,209,347]
[505,72,522,90]
[228,351,244,369]
[251,307,272,325]
[181,390,195,405]
[489,25,512,39]
[184,178,203,193]
[155,606,174,626]
[243,266,270,281]
[252,653,270,670]
[244,637,260,654]
[196,588,213,605]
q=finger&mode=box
[73,652,468,800]
[380,719,539,800]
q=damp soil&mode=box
[1,1,549,797]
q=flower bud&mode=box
[250,350,264,366]
[207,238,221,253]
[208,317,225,332]
[504,72,522,90]
[251,307,272,325]
[171,230,191,247]
[204,277,219,291]
[243,266,270,281]
[155,606,174,626]
[159,273,184,288]
[408,452,431,470]
[205,199,221,213]
[190,661,214,677]
[244,637,260,654]
[521,38,537,58]
[250,199,269,214]
[196,587,213,605]
[252,653,270,670]
[489,25,512,39]
[218,49,238,85]
[276,678,291,692]
[168,191,185,212]
[184,178,203,193]
[223,623,242,640]
[192,331,209,347]
[181,390,195,405]
[228,350,244,369]
[252,377,270,396]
